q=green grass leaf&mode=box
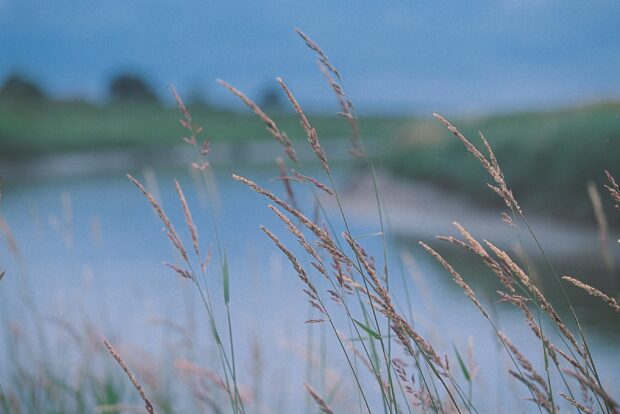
[223,252,230,305]
[353,318,381,340]
[453,344,471,382]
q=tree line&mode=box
[0,72,284,109]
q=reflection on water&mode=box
[0,164,618,411]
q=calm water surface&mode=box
[0,164,618,411]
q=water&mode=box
[0,163,618,412]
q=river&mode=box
[0,158,618,412]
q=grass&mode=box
[1,30,619,414]
[0,98,409,156]
[121,30,620,413]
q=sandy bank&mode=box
[337,171,619,262]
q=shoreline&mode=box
[3,144,617,263]
[0,138,375,182]
[336,170,618,262]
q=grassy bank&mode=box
[384,101,620,221]
[0,99,409,155]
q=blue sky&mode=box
[1,0,619,114]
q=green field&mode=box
[0,99,409,155]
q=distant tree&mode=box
[0,73,47,101]
[108,74,158,104]
[259,84,283,111]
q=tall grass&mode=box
[1,30,619,414]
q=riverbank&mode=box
[337,170,619,267]
[384,101,620,223]
[0,99,409,155]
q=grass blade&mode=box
[353,318,381,340]
[223,252,230,305]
